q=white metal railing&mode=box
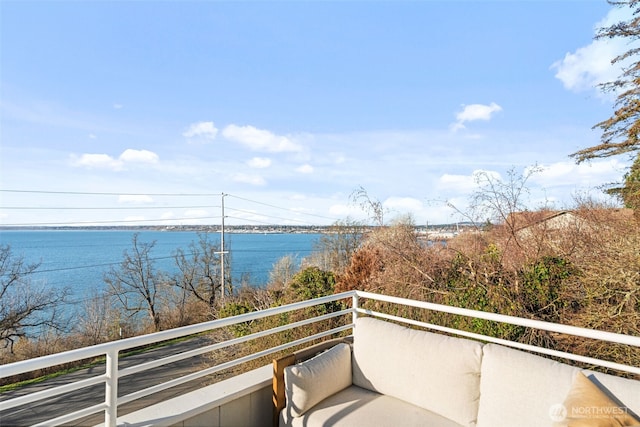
[0,292,355,427]
[1,290,639,427]
[354,291,640,376]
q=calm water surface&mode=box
[0,230,321,306]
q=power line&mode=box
[0,216,222,227]
[2,205,220,210]
[27,254,177,275]
[1,189,341,320]
[0,189,222,197]
[1,190,348,226]
[225,208,316,225]
[226,193,341,222]
[16,238,319,279]
[24,245,322,306]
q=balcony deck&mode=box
[1,291,639,427]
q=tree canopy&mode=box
[572,0,640,163]
[572,1,640,211]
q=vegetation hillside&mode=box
[1,193,638,382]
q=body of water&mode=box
[0,230,321,308]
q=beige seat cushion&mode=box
[477,343,579,427]
[477,343,640,427]
[284,343,352,417]
[280,385,463,427]
[352,317,483,427]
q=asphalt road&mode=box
[0,336,219,427]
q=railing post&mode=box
[105,349,119,427]
[352,292,359,325]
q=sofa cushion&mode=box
[284,342,352,417]
[280,385,464,427]
[352,317,483,427]
[477,343,579,427]
[477,343,640,427]
[554,371,640,426]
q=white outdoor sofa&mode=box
[273,317,640,427]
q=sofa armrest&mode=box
[272,336,353,427]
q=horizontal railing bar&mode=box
[1,292,355,379]
[118,324,353,406]
[119,309,351,378]
[361,309,640,376]
[265,324,354,357]
[0,374,106,411]
[356,291,640,347]
[31,402,107,427]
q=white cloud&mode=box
[296,164,314,174]
[123,215,145,222]
[472,169,502,183]
[329,203,368,219]
[551,6,637,97]
[118,195,153,203]
[233,173,267,186]
[113,103,123,110]
[71,153,122,170]
[437,169,500,193]
[119,149,159,164]
[247,157,272,168]
[71,149,159,170]
[551,42,621,94]
[431,161,628,216]
[222,124,302,152]
[183,121,218,141]
[383,197,424,212]
[451,102,502,131]
[438,173,476,193]
[89,133,97,139]
[533,159,627,187]
[330,198,439,224]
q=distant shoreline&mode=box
[0,223,473,236]
[0,224,331,233]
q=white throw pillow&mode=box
[284,342,352,417]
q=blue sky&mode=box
[0,1,635,226]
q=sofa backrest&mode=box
[352,317,483,427]
[477,343,640,427]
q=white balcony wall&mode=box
[96,366,273,427]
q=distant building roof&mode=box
[506,208,635,232]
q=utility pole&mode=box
[220,193,226,301]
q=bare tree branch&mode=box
[0,245,69,352]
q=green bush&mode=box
[219,301,254,337]
[520,256,573,321]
